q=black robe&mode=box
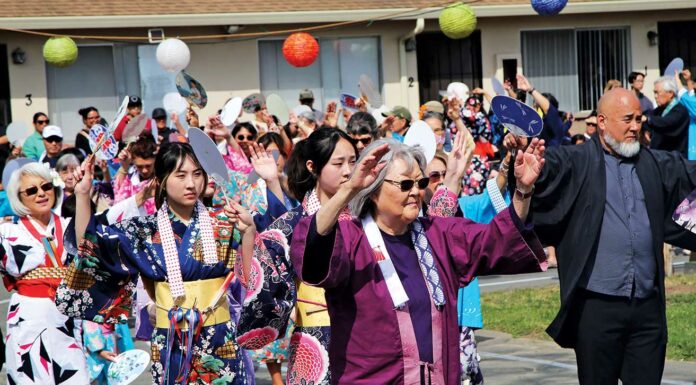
[527,135,696,348]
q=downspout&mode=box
[399,18,425,108]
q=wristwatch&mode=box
[515,186,534,200]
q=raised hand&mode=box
[74,155,96,197]
[249,142,278,182]
[444,130,475,194]
[514,138,545,190]
[503,133,529,152]
[224,199,255,234]
[117,147,132,170]
[347,143,390,191]
[516,74,533,92]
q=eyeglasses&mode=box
[428,171,446,182]
[384,177,429,192]
[236,135,255,141]
[20,182,54,196]
[586,123,597,127]
[44,136,62,143]
[36,119,49,125]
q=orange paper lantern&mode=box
[282,33,319,67]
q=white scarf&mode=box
[156,200,218,299]
[362,215,410,308]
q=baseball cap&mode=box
[424,101,445,115]
[127,95,143,108]
[42,125,63,139]
[382,106,412,122]
[299,89,314,100]
[152,108,167,119]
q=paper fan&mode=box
[404,120,437,163]
[664,57,684,77]
[106,349,150,385]
[176,71,208,109]
[220,97,243,127]
[359,74,382,108]
[187,128,229,190]
[266,94,289,125]
[491,96,543,137]
[6,121,31,147]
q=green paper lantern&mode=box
[43,36,78,67]
[439,2,477,39]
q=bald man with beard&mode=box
[508,88,696,385]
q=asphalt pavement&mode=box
[0,256,693,384]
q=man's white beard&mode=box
[603,132,641,158]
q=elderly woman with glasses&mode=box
[290,135,548,385]
[0,162,89,384]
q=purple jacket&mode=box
[291,206,546,385]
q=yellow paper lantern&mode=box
[43,36,78,67]
[439,2,477,39]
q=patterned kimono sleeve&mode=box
[56,216,139,324]
[82,321,107,353]
[236,209,298,349]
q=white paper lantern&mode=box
[156,38,190,73]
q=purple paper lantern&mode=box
[531,0,568,16]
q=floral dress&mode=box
[55,205,249,385]
[238,189,339,385]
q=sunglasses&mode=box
[586,123,597,127]
[20,182,54,196]
[236,135,255,141]
[44,136,62,143]
[36,119,49,125]
[428,171,446,182]
[353,137,373,145]
[384,177,429,192]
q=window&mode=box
[522,27,631,111]
[259,37,381,110]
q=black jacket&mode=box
[648,102,690,157]
[529,135,696,348]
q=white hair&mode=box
[655,76,677,94]
[349,139,427,218]
[55,153,80,172]
[6,163,64,217]
[603,132,641,158]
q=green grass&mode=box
[480,274,696,361]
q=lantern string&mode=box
[0,0,482,42]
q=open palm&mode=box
[249,142,278,181]
[348,143,390,191]
[514,138,545,189]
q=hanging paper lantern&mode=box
[531,0,568,16]
[439,2,477,39]
[282,33,319,68]
[156,38,191,73]
[43,36,78,67]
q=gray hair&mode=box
[655,76,677,94]
[55,153,80,172]
[6,162,64,217]
[349,138,427,218]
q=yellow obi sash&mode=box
[155,278,230,329]
[295,282,330,327]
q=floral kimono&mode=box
[238,189,341,385]
[56,203,249,385]
[0,214,90,384]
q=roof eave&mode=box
[0,0,693,30]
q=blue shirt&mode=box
[583,152,656,298]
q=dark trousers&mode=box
[573,289,666,385]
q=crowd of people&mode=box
[0,65,694,385]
